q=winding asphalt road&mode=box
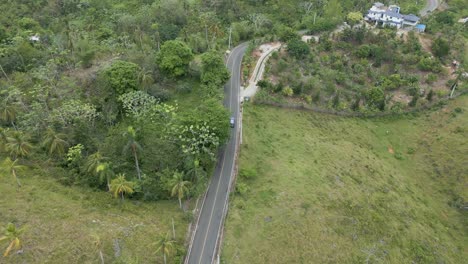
[420,0,439,17]
[185,43,247,264]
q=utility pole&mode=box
[228,26,232,50]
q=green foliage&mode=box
[282,86,294,97]
[49,100,98,128]
[175,123,220,161]
[346,12,363,26]
[156,40,193,77]
[235,182,249,196]
[426,89,434,102]
[240,167,258,180]
[66,144,84,167]
[103,60,141,96]
[170,171,191,209]
[1,157,26,187]
[0,222,25,257]
[355,45,371,58]
[110,173,135,200]
[286,39,310,59]
[200,51,230,94]
[366,87,385,111]
[178,98,230,144]
[119,91,177,123]
[434,12,454,25]
[5,131,33,159]
[431,37,450,58]
[42,129,68,157]
[418,57,442,73]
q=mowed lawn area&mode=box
[0,170,186,263]
[222,96,467,263]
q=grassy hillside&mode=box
[0,167,187,263]
[222,96,467,263]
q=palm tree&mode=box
[139,69,154,91]
[154,232,175,264]
[42,128,68,157]
[123,126,142,180]
[171,171,191,210]
[0,127,8,152]
[185,157,206,183]
[0,104,18,128]
[1,157,25,187]
[84,151,105,175]
[5,131,32,159]
[109,174,135,201]
[0,223,25,257]
[96,162,115,190]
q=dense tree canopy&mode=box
[156,40,193,77]
[103,60,141,95]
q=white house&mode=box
[365,3,420,29]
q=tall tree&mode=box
[42,128,68,157]
[103,60,141,96]
[109,174,135,201]
[0,223,25,257]
[123,126,142,180]
[84,151,105,175]
[200,51,230,94]
[171,171,191,210]
[0,127,8,152]
[154,232,175,264]
[0,104,18,128]
[156,40,193,77]
[1,157,25,187]
[5,131,32,159]
[96,162,115,190]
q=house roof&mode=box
[373,2,385,8]
[403,14,420,22]
[384,11,402,18]
[415,24,426,29]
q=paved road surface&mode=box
[420,0,439,16]
[185,43,247,264]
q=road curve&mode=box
[185,43,247,264]
[420,0,439,17]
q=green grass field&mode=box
[222,97,467,263]
[0,166,187,263]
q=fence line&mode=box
[253,92,467,118]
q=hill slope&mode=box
[223,97,467,263]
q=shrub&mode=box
[365,87,385,111]
[426,74,438,84]
[156,40,193,77]
[409,94,419,107]
[313,91,321,102]
[355,45,371,58]
[240,167,258,180]
[394,152,404,160]
[418,57,442,73]
[287,39,310,59]
[426,89,434,101]
[435,12,454,25]
[282,86,294,97]
[432,37,450,58]
[307,19,337,34]
[236,182,249,196]
[103,60,141,95]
